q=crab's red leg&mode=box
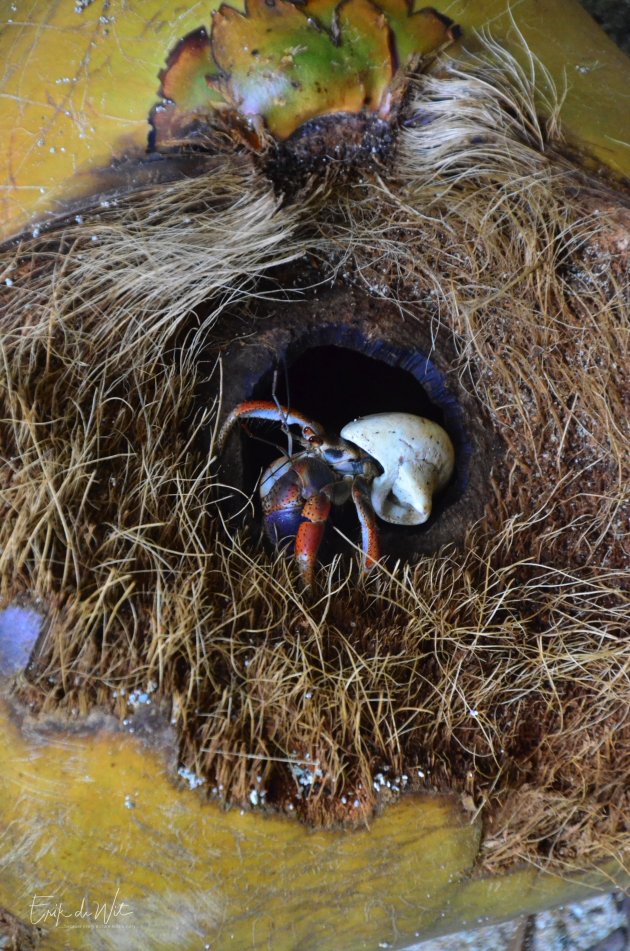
[218,400,324,449]
[294,493,332,588]
[351,476,381,571]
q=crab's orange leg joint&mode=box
[295,493,332,588]
[218,400,325,451]
[351,476,381,571]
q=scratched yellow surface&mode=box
[0,0,221,234]
[0,698,626,951]
[0,0,629,239]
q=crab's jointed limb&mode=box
[350,475,381,570]
[219,400,381,585]
[218,399,325,452]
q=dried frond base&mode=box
[0,37,628,873]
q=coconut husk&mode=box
[0,37,628,873]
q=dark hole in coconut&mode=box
[252,345,442,431]
[223,329,471,564]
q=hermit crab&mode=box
[219,401,455,585]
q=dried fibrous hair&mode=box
[0,35,628,873]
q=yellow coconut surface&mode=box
[0,697,625,950]
[1,0,630,239]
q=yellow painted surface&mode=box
[0,0,223,234]
[0,0,629,240]
[0,697,625,950]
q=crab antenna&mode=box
[271,366,293,458]
[238,422,288,459]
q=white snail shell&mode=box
[340,412,455,526]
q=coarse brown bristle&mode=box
[0,35,628,873]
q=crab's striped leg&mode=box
[351,476,381,571]
[294,492,332,588]
[218,400,325,450]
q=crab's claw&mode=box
[218,400,325,451]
